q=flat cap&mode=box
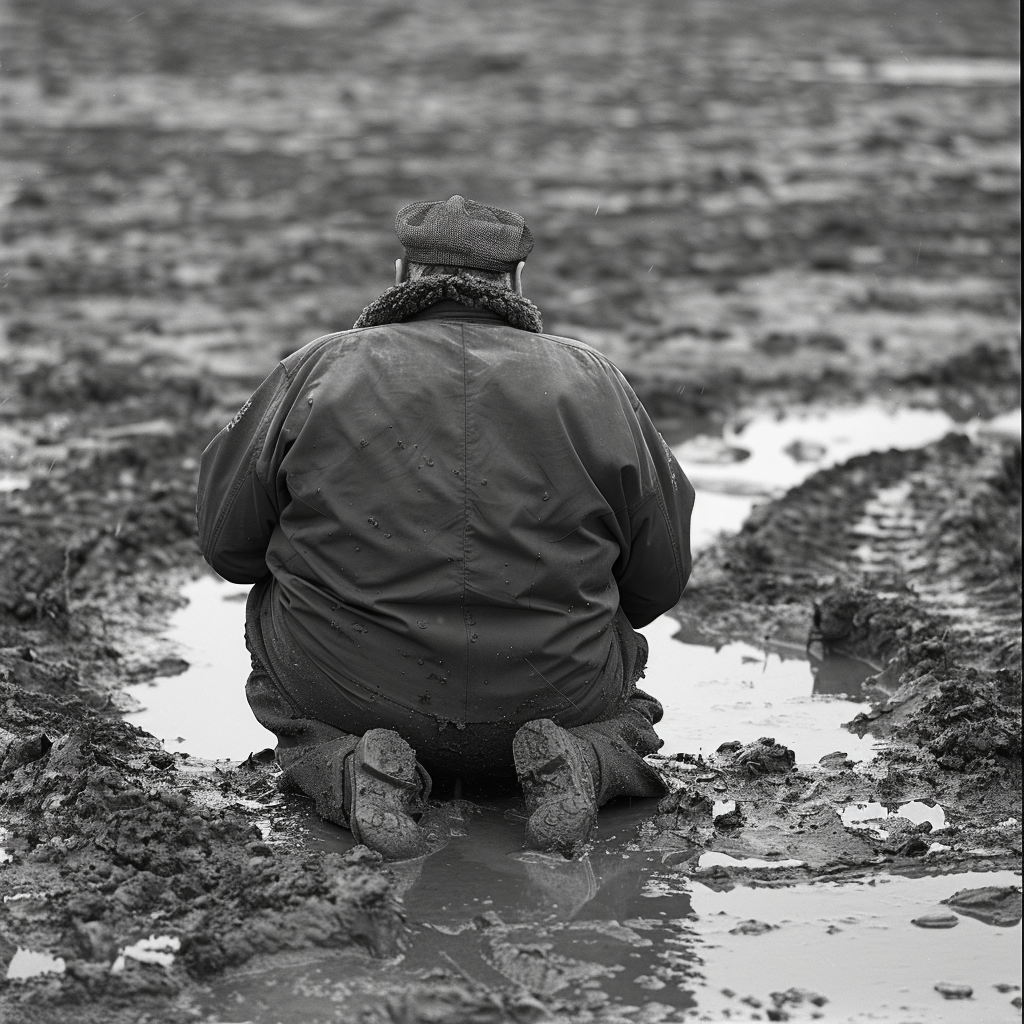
[396,195,534,273]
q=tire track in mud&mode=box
[676,428,1020,848]
[684,429,1021,667]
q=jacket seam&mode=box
[460,323,471,722]
[625,489,684,599]
[652,488,685,601]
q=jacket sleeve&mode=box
[614,404,695,628]
[196,363,293,584]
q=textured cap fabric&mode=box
[396,195,534,272]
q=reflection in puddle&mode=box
[202,793,1023,1024]
[843,801,948,832]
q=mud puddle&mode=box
[123,576,876,765]
[198,797,1022,1024]
[121,577,274,761]
[682,402,1021,549]
[124,400,1020,1021]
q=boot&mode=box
[278,729,431,861]
[346,729,432,861]
[513,718,598,858]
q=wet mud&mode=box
[1,0,1021,1020]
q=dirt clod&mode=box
[942,886,1023,928]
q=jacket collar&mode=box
[353,275,543,333]
[408,299,506,323]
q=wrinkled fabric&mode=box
[199,303,694,728]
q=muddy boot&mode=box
[346,729,432,861]
[513,718,598,858]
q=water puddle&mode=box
[111,935,180,973]
[122,578,275,761]
[681,403,1020,550]
[843,801,948,832]
[201,796,1023,1024]
[638,615,874,762]
[125,400,1024,1020]
[5,948,66,981]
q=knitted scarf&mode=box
[353,275,543,333]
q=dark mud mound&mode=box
[0,683,403,1020]
[942,885,1022,928]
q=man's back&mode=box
[198,305,692,726]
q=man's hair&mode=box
[407,262,513,289]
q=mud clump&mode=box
[934,982,973,1000]
[656,786,714,823]
[767,987,828,1020]
[0,682,404,1011]
[911,912,959,929]
[942,886,1022,928]
[729,919,775,936]
[653,786,714,846]
[722,737,796,777]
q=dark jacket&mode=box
[197,304,694,726]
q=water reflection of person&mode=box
[197,196,694,860]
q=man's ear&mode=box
[395,258,406,285]
[514,261,525,296]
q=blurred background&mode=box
[0,0,1019,580]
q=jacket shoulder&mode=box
[536,331,640,408]
[280,326,385,373]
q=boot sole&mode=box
[348,729,429,861]
[513,719,597,858]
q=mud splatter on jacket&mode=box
[197,304,694,726]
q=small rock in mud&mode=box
[729,919,776,935]
[818,750,854,769]
[934,982,973,1000]
[0,731,51,769]
[147,750,175,770]
[714,805,744,831]
[911,912,959,929]
[783,438,828,463]
[768,987,828,1018]
[942,886,1023,928]
[724,737,796,776]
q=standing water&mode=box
[124,402,1021,1021]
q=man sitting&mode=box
[197,196,694,859]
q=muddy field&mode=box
[0,0,1020,1021]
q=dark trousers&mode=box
[244,582,667,804]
